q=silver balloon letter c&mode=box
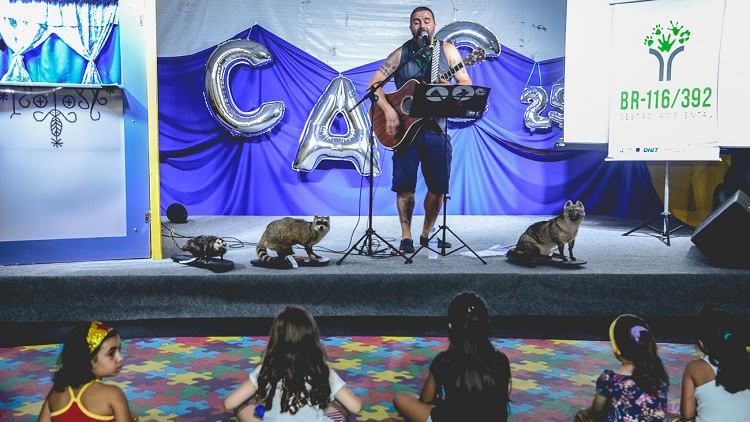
[435,21,501,57]
[205,39,285,136]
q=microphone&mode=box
[418,29,430,47]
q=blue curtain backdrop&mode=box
[157,26,661,217]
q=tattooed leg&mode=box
[397,191,415,240]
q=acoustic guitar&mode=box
[373,48,485,150]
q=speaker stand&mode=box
[622,161,684,246]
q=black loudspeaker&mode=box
[166,203,188,223]
[691,190,750,268]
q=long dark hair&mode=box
[52,323,119,392]
[609,314,668,396]
[256,306,331,414]
[697,306,750,393]
[445,293,509,408]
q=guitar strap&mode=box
[429,38,440,83]
[428,39,445,133]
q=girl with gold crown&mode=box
[38,321,138,422]
[576,314,674,422]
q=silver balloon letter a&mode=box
[205,39,285,136]
[293,76,380,176]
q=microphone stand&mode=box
[337,40,433,265]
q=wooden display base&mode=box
[251,256,330,269]
[171,254,235,273]
[506,254,586,269]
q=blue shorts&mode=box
[391,129,452,194]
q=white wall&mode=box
[156,0,567,70]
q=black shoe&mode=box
[420,235,452,248]
[399,238,415,254]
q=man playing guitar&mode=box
[368,6,472,254]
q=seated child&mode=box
[576,314,670,422]
[393,292,512,421]
[680,306,750,421]
[38,321,138,421]
[223,306,362,421]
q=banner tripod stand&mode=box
[622,161,684,246]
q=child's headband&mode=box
[86,321,113,354]
[609,314,649,356]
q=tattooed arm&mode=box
[368,47,402,136]
[441,42,472,85]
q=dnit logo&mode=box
[636,147,659,153]
[644,21,691,81]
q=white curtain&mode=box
[0,0,119,84]
[0,17,49,82]
[48,2,118,84]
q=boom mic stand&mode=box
[336,41,434,265]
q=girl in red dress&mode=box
[38,321,137,422]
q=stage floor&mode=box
[1,215,748,342]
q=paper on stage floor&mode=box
[461,244,515,258]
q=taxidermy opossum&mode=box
[170,230,227,262]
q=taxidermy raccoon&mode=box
[256,215,331,263]
[507,200,585,262]
[171,231,227,262]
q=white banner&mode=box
[0,87,126,242]
[607,0,723,161]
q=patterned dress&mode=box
[595,370,668,422]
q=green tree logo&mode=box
[643,21,691,81]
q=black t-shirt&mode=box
[429,349,511,422]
